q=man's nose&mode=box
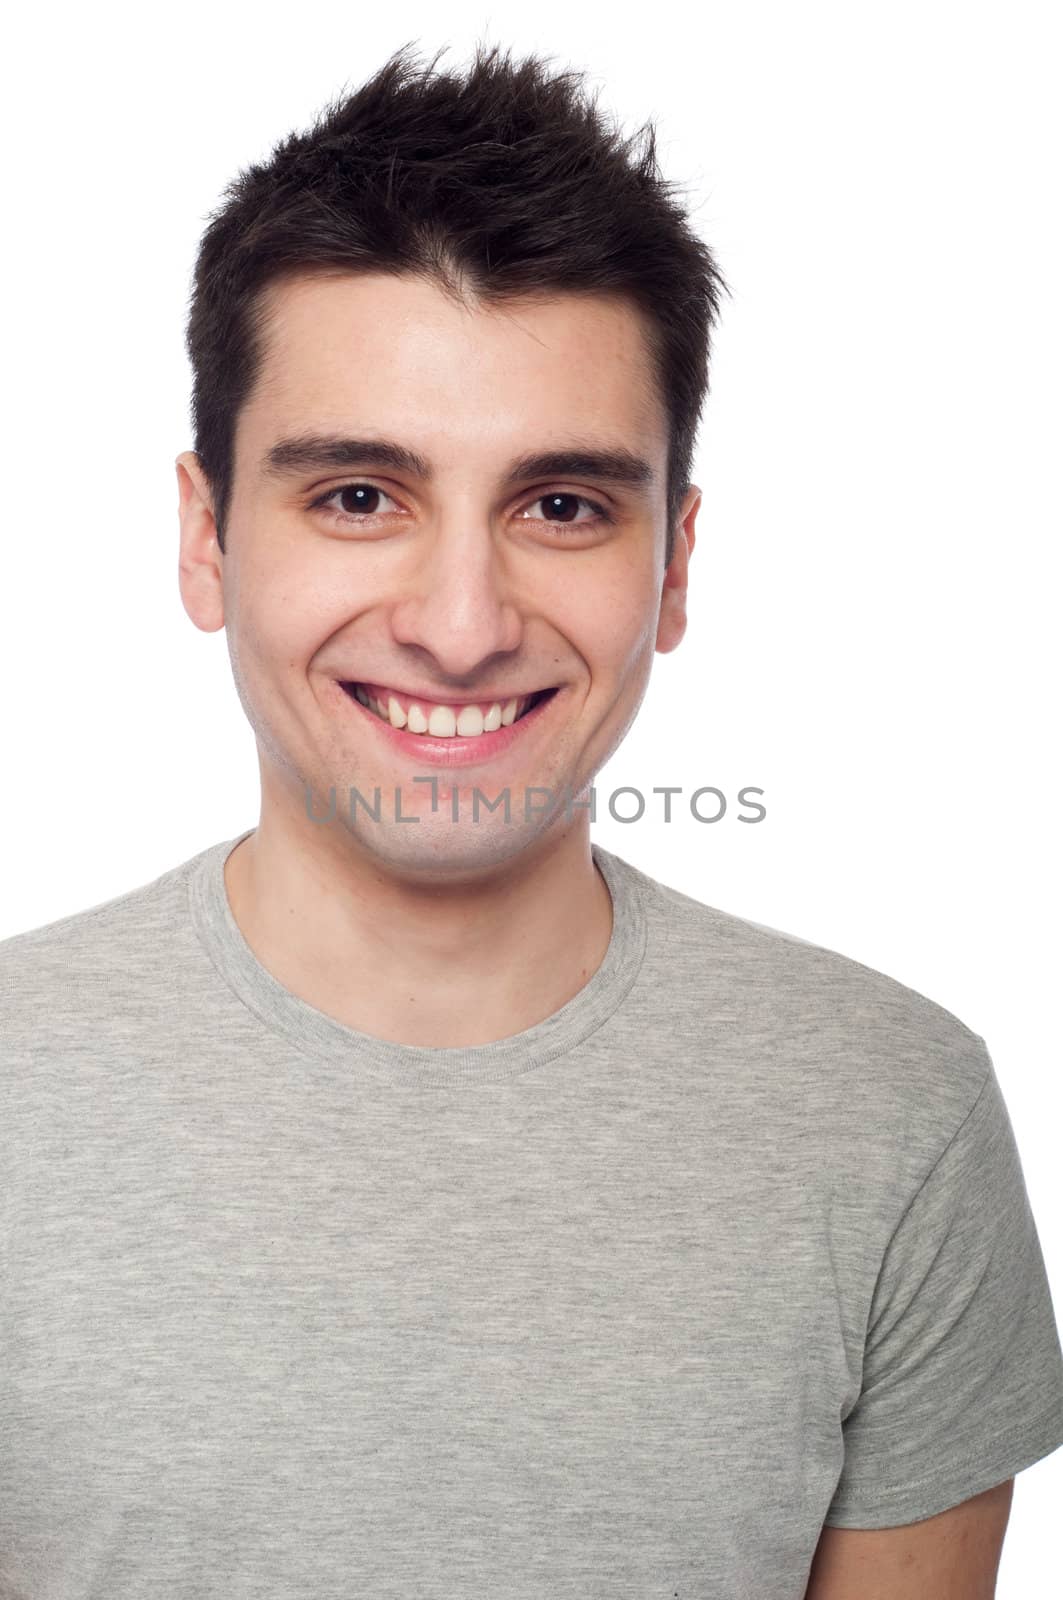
[387,521,525,679]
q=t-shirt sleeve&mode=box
[824,1042,1063,1528]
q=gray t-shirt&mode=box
[2,828,1062,1600]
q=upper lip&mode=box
[338,679,554,705]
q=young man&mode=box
[2,41,1060,1600]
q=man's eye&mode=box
[307,483,612,531]
[310,483,401,520]
[518,493,611,529]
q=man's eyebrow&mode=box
[260,434,656,491]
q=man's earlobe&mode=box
[176,451,225,635]
[655,573,688,654]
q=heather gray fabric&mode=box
[2,827,1062,1600]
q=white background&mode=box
[2,0,1060,1588]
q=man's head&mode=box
[177,41,726,880]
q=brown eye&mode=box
[547,494,580,521]
[521,492,610,529]
[311,483,402,522]
[337,485,385,515]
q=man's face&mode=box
[179,270,698,879]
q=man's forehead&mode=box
[242,271,669,482]
[254,270,663,400]
[258,265,649,337]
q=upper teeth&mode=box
[353,686,534,737]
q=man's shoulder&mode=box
[0,848,203,1000]
[617,851,991,1106]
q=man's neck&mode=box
[222,814,614,1049]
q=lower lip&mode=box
[333,683,560,767]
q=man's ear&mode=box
[656,484,700,655]
[176,451,225,634]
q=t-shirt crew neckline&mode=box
[187,829,649,1086]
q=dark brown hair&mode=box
[185,39,728,561]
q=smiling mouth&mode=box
[339,682,557,738]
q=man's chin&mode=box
[326,807,572,884]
